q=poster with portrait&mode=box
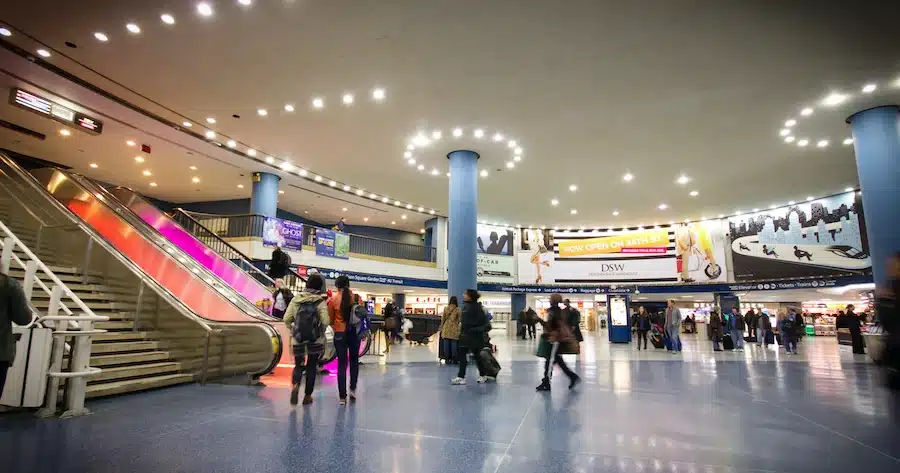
[517,229,555,284]
[262,217,304,251]
[728,192,870,280]
[516,223,728,284]
[476,224,515,256]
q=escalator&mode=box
[0,153,283,393]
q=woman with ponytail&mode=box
[327,275,360,404]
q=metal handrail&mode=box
[0,153,281,378]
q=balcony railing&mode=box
[179,211,437,264]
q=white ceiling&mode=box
[2,0,900,230]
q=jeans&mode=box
[0,361,8,394]
[785,337,798,353]
[731,329,744,349]
[712,336,721,350]
[758,329,769,346]
[457,342,485,378]
[636,330,648,349]
[544,341,576,381]
[442,338,458,362]
[291,345,320,396]
[334,329,360,399]
[667,326,681,352]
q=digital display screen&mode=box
[9,88,103,135]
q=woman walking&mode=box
[439,296,461,364]
[328,275,361,404]
[451,289,493,385]
[633,306,651,350]
[708,310,723,352]
[284,273,329,406]
[271,279,293,319]
[536,294,580,392]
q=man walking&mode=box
[665,300,682,354]
[730,307,745,352]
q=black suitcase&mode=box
[765,331,775,345]
[650,334,665,349]
[722,335,734,351]
[438,337,447,360]
[478,347,501,377]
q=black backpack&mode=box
[782,317,795,333]
[292,296,325,344]
[348,302,371,334]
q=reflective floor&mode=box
[2,333,899,473]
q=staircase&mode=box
[1,202,194,398]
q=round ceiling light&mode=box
[452,128,463,137]
[676,174,690,185]
[0,28,11,37]
[257,109,268,116]
[197,3,214,17]
[37,49,51,58]
[160,14,176,25]
[568,184,577,192]
[372,88,386,101]
[622,173,634,182]
[479,169,488,178]
[689,190,699,197]
[473,129,485,139]
[342,93,354,105]
[94,32,109,42]
[312,97,324,109]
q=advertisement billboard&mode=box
[728,192,870,280]
[477,253,515,283]
[476,224,515,256]
[476,224,516,282]
[315,228,350,259]
[262,217,304,251]
[517,222,728,284]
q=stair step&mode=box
[90,341,162,354]
[86,373,194,398]
[93,331,157,342]
[90,351,173,367]
[89,362,182,383]
[95,320,135,330]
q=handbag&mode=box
[536,335,552,359]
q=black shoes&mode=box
[290,384,300,405]
[569,375,581,390]
[536,379,551,392]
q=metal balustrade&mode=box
[181,211,437,263]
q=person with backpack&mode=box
[328,275,365,404]
[536,293,580,391]
[1,273,33,393]
[758,311,773,347]
[730,306,745,352]
[451,289,494,385]
[778,309,797,354]
[283,273,329,406]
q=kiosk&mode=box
[607,295,632,343]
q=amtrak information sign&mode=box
[9,88,104,135]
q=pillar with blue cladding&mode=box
[511,293,526,336]
[250,172,280,218]
[848,105,900,292]
[447,150,479,301]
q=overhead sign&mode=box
[9,88,104,135]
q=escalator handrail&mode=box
[0,153,281,376]
[177,209,308,286]
[72,176,275,323]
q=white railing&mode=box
[0,221,108,418]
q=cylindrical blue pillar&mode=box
[250,172,280,217]
[447,150,479,302]
[848,105,900,291]
[392,293,406,313]
[511,293,526,335]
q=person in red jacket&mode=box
[327,275,360,405]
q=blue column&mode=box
[447,150,479,301]
[250,172,280,217]
[511,293,526,335]
[848,105,900,291]
[392,293,406,313]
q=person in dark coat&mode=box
[268,245,289,279]
[526,307,538,339]
[451,289,493,385]
[633,306,652,350]
[708,310,723,351]
[745,308,757,341]
[564,299,584,343]
[536,294,580,391]
[839,304,866,354]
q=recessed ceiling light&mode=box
[788,201,795,205]
[160,13,176,25]
[192,177,200,183]
[206,117,216,124]
[149,182,157,187]
[473,129,484,139]
[513,147,523,156]
[797,139,809,147]
[493,132,504,142]
[125,23,141,34]
[134,156,145,163]
[371,193,378,199]
[817,140,829,148]
[417,206,424,212]
[59,129,71,136]
[784,136,795,143]
[372,88,386,101]
[238,184,245,189]
[126,140,136,146]
[800,107,814,116]
[363,217,369,222]
[265,156,274,164]
[480,169,488,178]
[227,140,237,148]
[676,174,690,185]
[343,185,351,191]
[238,0,252,6]
[182,121,193,128]
[420,228,425,233]
[718,214,725,218]
[394,200,401,206]
[94,32,109,42]
[257,109,267,116]
[405,204,412,210]
[278,190,285,195]
[356,189,364,196]
[450,128,464,138]
[391,221,396,225]
[407,159,416,166]
[337,93,354,106]
[0,28,11,37]
[807,196,814,201]
[779,129,791,137]
[658,203,668,210]
[412,133,431,147]
[612,211,619,216]
[431,168,440,175]
[189,165,197,171]
[506,161,515,169]
[862,83,877,93]
[298,169,308,177]
[312,97,324,109]
[568,184,578,192]
[689,190,699,197]
[822,93,847,107]
[382,197,389,203]
[197,3,214,17]
[513,156,522,162]
[89,163,98,169]
[247,149,257,157]
[431,130,442,140]
[843,138,854,145]
[752,208,760,212]
[328,180,336,187]
[844,187,854,192]
[429,209,435,215]
[37,49,51,58]
[622,173,634,182]
[785,119,796,127]
[280,162,293,171]
[314,175,323,182]
[417,164,425,171]
[401,214,408,220]
[570,209,578,215]
[342,207,348,212]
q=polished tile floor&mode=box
[2,332,899,473]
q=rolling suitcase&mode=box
[765,331,775,345]
[650,334,664,349]
[478,347,501,378]
[722,335,734,351]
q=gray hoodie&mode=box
[283,290,330,351]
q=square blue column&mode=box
[250,172,280,218]
[447,150,479,301]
